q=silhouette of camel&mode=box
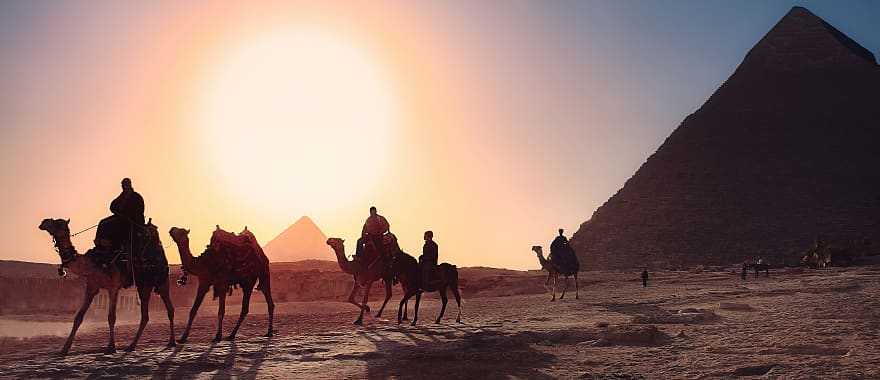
[38,218,175,354]
[532,246,579,301]
[168,226,275,342]
[326,236,399,325]
[391,251,462,325]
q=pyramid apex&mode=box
[741,6,876,71]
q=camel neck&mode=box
[331,244,353,274]
[176,241,197,272]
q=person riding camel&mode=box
[110,178,145,226]
[361,206,390,255]
[95,178,146,253]
[420,230,439,286]
[550,228,569,260]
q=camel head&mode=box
[39,218,70,238]
[532,246,543,255]
[168,227,191,245]
[326,237,345,252]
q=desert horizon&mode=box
[2,1,879,379]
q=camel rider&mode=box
[420,231,439,286]
[550,229,569,260]
[111,178,145,226]
[96,178,145,253]
[362,206,390,258]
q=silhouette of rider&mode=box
[362,206,390,258]
[94,178,146,267]
[550,229,569,259]
[110,178,145,225]
[420,231,439,286]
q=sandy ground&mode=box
[1,266,879,379]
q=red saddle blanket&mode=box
[203,227,268,279]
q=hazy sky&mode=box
[2,1,879,270]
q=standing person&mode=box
[362,206,390,257]
[641,269,649,288]
[420,231,439,286]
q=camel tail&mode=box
[256,272,268,291]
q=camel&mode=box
[391,252,462,325]
[326,236,400,325]
[168,226,275,342]
[38,218,175,355]
[533,245,580,301]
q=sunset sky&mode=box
[2,1,879,270]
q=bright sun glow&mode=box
[196,27,396,213]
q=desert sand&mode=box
[1,265,878,379]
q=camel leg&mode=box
[375,279,392,318]
[451,285,463,323]
[179,283,209,344]
[259,275,275,337]
[410,291,422,326]
[574,272,580,300]
[402,298,409,321]
[214,290,227,342]
[126,286,152,352]
[545,271,552,286]
[436,287,449,324]
[354,282,372,326]
[397,291,416,324]
[105,288,119,354]
[227,283,254,341]
[158,283,176,347]
[560,276,570,299]
[61,284,100,355]
[551,273,558,301]
[347,282,369,312]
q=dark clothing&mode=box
[362,214,390,236]
[110,190,145,225]
[641,270,649,287]
[550,235,569,254]
[362,214,390,260]
[420,240,439,286]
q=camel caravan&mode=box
[36,179,477,354]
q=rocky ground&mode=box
[1,265,879,379]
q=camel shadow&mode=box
[355,325,557,379]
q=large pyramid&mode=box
[570,7,880,269]
[262,216,332,262]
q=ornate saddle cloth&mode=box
[204,227,268,279]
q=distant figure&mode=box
[95,178,146,252]
[110,178,145,225]
[362,206,390,257]
[741,263,747,280]
[534,228,581,301]
[420,231,439,286]
[641,269,649,287]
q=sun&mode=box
[195,27,396,214]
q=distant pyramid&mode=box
[571,7,880,269]
[263,216,332,262]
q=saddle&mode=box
[204,226,267,279]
